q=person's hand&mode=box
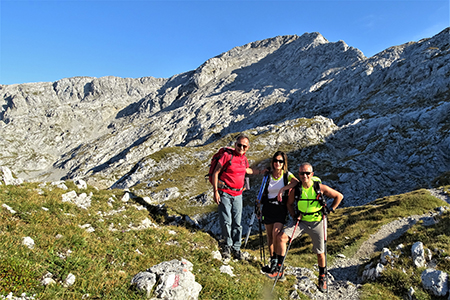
[256,206,262,220]
[277,187,286,202]
[295,212,302,221]
[213,190,221,205]
[322,206,334,215]
[277,190,283,202]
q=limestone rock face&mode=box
[1,28,449,206]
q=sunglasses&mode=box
[274,159,284,164]
[236,143,248,149]
[299,172,312,176]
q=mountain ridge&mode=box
[1,28,449,207]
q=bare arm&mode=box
[246,167,263,175]
[286,188,299,219]
[320,184,344,212]
[212,163,223,205]
[277,177,299,202]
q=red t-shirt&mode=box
[218,149,249,196]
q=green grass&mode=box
[1,180,449,299]
[326,189,447,258]
[358,209,450,300]
[0,182,288,299]
[354,189,450,300]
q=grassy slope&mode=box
[1,181,449,299]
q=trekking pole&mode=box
[243,175,268,248]
[258,216,266,266]
[324,212,329,300]
[243,213,255,248]
[272,219,300,292]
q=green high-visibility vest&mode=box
[297,178,323,222]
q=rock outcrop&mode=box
[1,28,449,206]
[131,259,202,299]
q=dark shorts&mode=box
[262,202,288,225]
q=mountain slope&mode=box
[1,28,449,206]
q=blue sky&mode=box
[1,0,448,85]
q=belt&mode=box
[299,210,322,216]
[218,180,244,192]
[267,197,284,205]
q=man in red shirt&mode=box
[212,134,261,260]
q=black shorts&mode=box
[262,202,288,225]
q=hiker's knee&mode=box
[279,232,289,244]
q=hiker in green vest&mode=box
[267,162,343,293]
[259,151,299,274]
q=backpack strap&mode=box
[261,171,271,204]
[218,148,234,180]
[294,179,324,206]
[283,172,289,186]
[262,171,290,205]
[281,172,289,203]
[314,181,327,207]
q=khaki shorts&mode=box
[283,219,325,254]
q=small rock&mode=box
[63,273,76,287]
[2,204,16,214]
[121,192,130,202]
[212,250,222,260]
[219,265,235,277]
[22,237,35,249]
[74,178,87,189]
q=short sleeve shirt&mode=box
[218,150,249,196]
[267,171,296,199]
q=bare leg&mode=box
[317,253,326,268]
[272,222,284,255]
[277,231,289,256]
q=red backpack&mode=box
[206,147,234,184]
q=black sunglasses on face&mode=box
[299,172,312,176]
[274,159,284,164]
[236,143,248,149]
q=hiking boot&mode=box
[261,265,271,273]
[221,246,231,260]
[232,249,243,260]
[318,274,327,293]
[261,257,277,273]
[269,257,278,273]
[265,265,285,282]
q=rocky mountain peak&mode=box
[1,28,449,207]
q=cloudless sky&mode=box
[1,0,448,85]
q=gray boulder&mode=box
[130,272,157,298]
[131,258,202,299]
[421,268,448,297]
[412,242,426,268]
[362,263,385,282]
[380,247,394,265]
[61,191,92,209]
[0,166,23,185]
